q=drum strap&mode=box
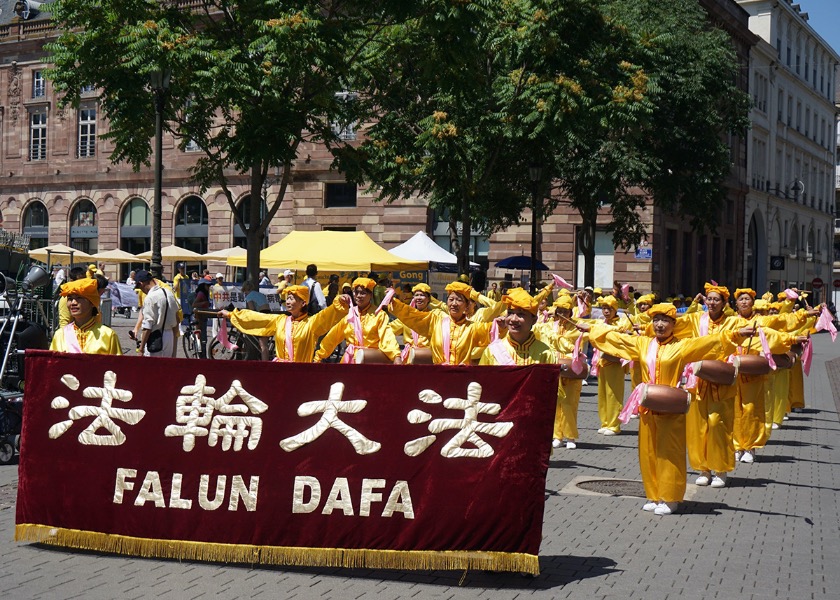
[63,323,84,354]
[619,339,659,423]
[757,326,777,370]
[284,315,295,362]
[699,313,709,336]
[342,307,367,364]
[442,316,452,364]
[488,339,516,365]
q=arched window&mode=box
[22,201,48,250]
[120,197,150,254]
[69,199,98,254]
[174,195,208,254]
[233,195,269,250]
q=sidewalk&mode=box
[1,333,838,599]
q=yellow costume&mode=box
[591,298,634,434]
[230,296,348,363]
[50,318,123,355]
[478,333,556,366]
[315,304,400,362]
[589,320,741,504]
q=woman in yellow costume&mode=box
[50,278,122,355]
[674,283,738,487]
[729,288,804,464]
[629,293,656,391]
[389,283,446,362]
[314,278,401,364]
[589,295,634,435]
[388,281,496,365]
[219,285,350,363]
[535,294,588,450]
[578,304,750,515]
[479,288,556,366]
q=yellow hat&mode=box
[761,291,774,302]
[777,291,789,300]
[412,283,431,295]
[61,278,100,307]
[593,287,602,295]
[352,277,376,292]
[445,281,474,300]
[553,295,573,310]
[734,288,756,299]
[648,303,677,319]
[597,295,618,309]
[704,283,730,301]
[753,299,770,311]
[636,293,655,306]
[501,288,539,315]
[283,284,310,303]
[556,288,571,297]
[769,301,784,311]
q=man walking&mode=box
[135,270,180,357]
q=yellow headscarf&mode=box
[61,278,101,307]
[282,285,310,303]
[636,293,655,306]
[648,303,677,319]
[753,299,770,311]
[445,281,474,300]
[704,283,730,301]
[501,288,539,316]
[734,288,756,299]
[412,283,431,295]
[553,295,573,310]
[352,277,376,292]
[761,291,774,302]
[597,295,618,309]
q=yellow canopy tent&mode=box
[226,231,428,272]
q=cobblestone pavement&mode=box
[1,332,839,600]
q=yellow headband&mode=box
[412,283,431,295]
[648,303,677,319]
[753,299,770,311]
[352,277,376,292]
[61,278,100,308]
[283,284,310,303]
[734,288,756,299]
[501,288,539,316]
[597,295,618,309]
[445,281,474,300]
[636,294,655,306]
[704,283,730,301]
[553,295,573,310]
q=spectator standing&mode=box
[259,271,271,287]
[486,282,502,302]
[135,270,180,357]
[303,264,326,313]
[326,274,340,306]
[277,269,294,294]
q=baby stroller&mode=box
[0,390,23,465]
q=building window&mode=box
[80,83,95,94]
[32,71,46,98]
[332,91,358,141]
[70,199,98,254]
[120,198,151,261]
[22,201,49,250]
[233,195,269,249]
[175,195,209,254]
[29,111,47,161]
[78,107,96,158]
[324,183,358,208]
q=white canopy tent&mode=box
[388,231,478,267]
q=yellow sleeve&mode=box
[229,309,280,338]
[307,298,350,338]
[588,324,645,361]
[473,296,507,322]
[374,312,401,361]
[313,319,348,362]
[389,298,437,338]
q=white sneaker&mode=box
[630,413,639,419]
[772,423,780,430]
[654,502,678,516]
[565,441,577,449]
[735,450,744,462]
[601,429,618,436]
[597,427,608,434]
[695,472,711,486]
[552,438,562,449]
[783,415,789,421]
[581,379,589,386]
[711,474,727,488]
[741,450,755,464]
[642,501,658,512]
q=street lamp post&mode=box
[528,163,542,295]
[149,69,171,279]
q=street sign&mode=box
[812,277,824,289]
[634,247,652,260]
[770,256,785,270]
[833,279,840,288]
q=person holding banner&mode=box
[578,303,749,515]
[479,288,555,366]
[388,281,496,365]
[314,278,402,364]
[50,278,122,355]
[221,285,350,363]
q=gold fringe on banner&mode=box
[15,523,539,575]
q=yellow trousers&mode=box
[597,361,625,432]
[734,374,768,451]
[788,358,805,410]
[639,410,687,503]
[554,378,582,441]
[766,368,790,432]
[686,381,736,473]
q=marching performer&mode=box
[220,285,350,363]
[478,288,556,366]
[50,278,122,355]
[314,277,401,364]
[388,281,496,365]
[578,304,750,515]
[589,295,634,435]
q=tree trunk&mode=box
[458,193,472,277]
[578,208,597,288]
[245,165,265,287]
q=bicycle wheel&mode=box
[0,439,14,465]
[209,338,240,360]
[181,330,196,358]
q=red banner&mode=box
[15,351,558,574]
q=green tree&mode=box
[47,0,399,283]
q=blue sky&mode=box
[793,0,840,56]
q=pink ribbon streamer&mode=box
[571,332,586,374]
[489,321,500,343]
[621,284,631,302]
[341,306,365,364]
[757,326,777,370]
[681,362,698,391]
[783,288,800,300]
[217,320,238,351]
[577,295,587,317]
[551,273,574,290]
[699,312,710,336]
[619,338,659,423]
[375,288,396,314]
[590,348,601,377]
[802,338,813,376]
[815,306,837,342]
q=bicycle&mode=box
[208,321,275,361]
[181,318,205,359]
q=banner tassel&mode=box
[15,524,539,575]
